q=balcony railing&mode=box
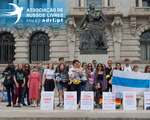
[130,7,150,13]
[69,6,117,16]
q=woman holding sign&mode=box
[94,63,107,107]
[56,63,69,107]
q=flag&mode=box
[112,70,150,95]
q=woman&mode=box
[57,63,69,107]
[113,63,123,103]
[133,65,141,107]
[81,62,91,91]
[114,63,122,71]
[94,63,107,107]
[28,66,41,107]
[144,65,150,73]
[21,64,30,106]
[42,62,55,91]
[87,63,94,91]
[13,63,25,107]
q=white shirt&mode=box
[123,66,132,72]
[44,69,55,79]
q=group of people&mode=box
[1,58,150,108]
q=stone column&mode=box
[13,0,17,4]
[138,0,142,7]
[80,0,85,7]
[66,17,76,61]
[103,0,108,7]
[111,16,123,61]
[14,36,29,64]
[47,0,51,8]
[30,0,34,8]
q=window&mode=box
[0,32,15,64]
[27,0,30,8]
[140,30,150,60]
[0,0,13,9]
[87,0,102,7]
[136,0,139,7]
[29,32,50,63]
[142,0,150,7]
[34,0,47,8]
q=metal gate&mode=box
[0,32,15,64]
[29,32,50,63]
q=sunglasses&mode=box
[98,66,102,67]
[25,66,29,67]
[88,66,92,67]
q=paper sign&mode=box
[103,92,116,110]
[123,92,136,110]
[80,92,94,110]
[40,92,54,110]
[144,92,150,110]
[64,92,77,110]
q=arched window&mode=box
[140,30,150,60]
[0,32,15,64]
[29,32,50,63]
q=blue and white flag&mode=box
[112,70,150,95]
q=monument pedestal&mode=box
[78,54,108,65]
[80,50,107,54]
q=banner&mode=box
[64,92,77,110]
[144,92,150,110]
[40,92,54,110]
[112,70,150,95]
[102,92,116,110]
[80,92,94,110]
[123,92,136,110]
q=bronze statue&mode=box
[77,3,109,53]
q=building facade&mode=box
[0,0,150,68]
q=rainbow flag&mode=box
[99,98,121,109]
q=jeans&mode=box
[6,85,14,105]
[71,83,81,104]
[21,85,30,105]
[13,83,24,105]
[81,81,89,91]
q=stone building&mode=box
[0,0,150,72]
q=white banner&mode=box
[64,92,77,110]
[123,92,136,110]
[40,92,54,110]
[80,92,94,110]
[144,92,150,110]
[103,92,116,110]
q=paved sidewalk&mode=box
[0,98,150,120]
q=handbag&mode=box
[72,79,80,85]
[4,77,13,87]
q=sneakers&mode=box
[6,104,11,107]
[13,104,21,107]
[56,103,60,107]
[22,103,27,106]
[59,103,64,108]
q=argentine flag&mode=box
[112,70,150,95]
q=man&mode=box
[69,59,83,107]
[105,60,113,92]
[123,59,133,72]
[92,60,97,72]
[2,60,15,107]
[55,57,66,73]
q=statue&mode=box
[77,3,109,54]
